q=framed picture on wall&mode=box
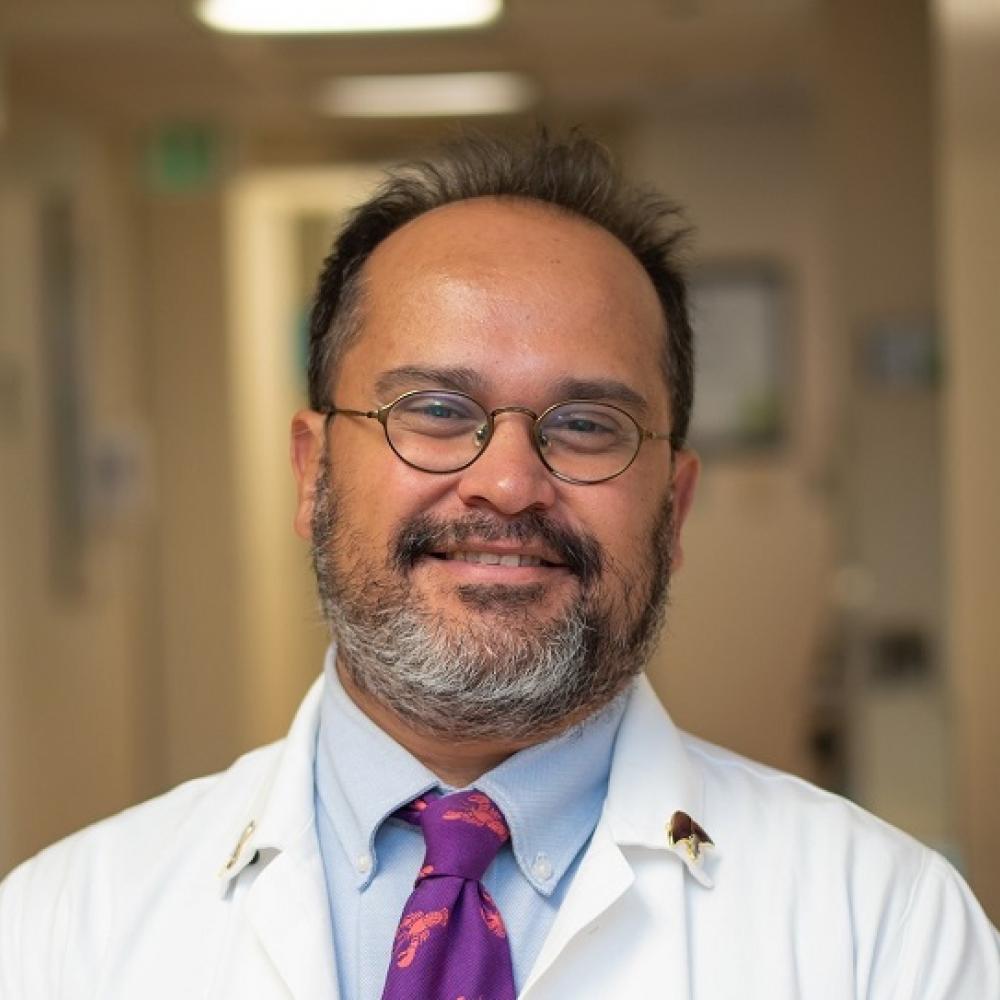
[686,261,791,454]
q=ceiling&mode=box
[1,0,822,143]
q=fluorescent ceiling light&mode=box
[196,0,502,34]
[318,72,536,118]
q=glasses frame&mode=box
[322,388,674,485]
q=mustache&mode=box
[392,511,604,587]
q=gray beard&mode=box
[310,456,674,743]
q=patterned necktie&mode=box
[381,790,517,1000]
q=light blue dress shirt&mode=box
[313,649,628,999]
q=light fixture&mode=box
[196,0,502,34]
[317,72,536,118]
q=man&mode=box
[1,132,997,998]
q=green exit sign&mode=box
[145,125,219,193]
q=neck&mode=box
[336,663,540,787]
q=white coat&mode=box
[1,675,998,999]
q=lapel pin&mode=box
[218,819,256,878]
[666,811,715,888]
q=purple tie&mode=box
[381,790,516,1000]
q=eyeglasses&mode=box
[323,389,673,485]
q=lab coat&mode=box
[1,675,997,999]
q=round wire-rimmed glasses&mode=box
[322,388,673,485]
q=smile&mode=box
[442,551,547,567]
[421,546,573,594]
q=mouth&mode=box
[418,544,571,588]
[430,549,564,569]
[393,511,602,587]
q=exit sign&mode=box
[145,125,220,193]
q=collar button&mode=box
[531,853,553,881]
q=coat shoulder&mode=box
[0,740,283,997]
[672,733,1000,993]
[681,731,931,876]
[5,737,283,883]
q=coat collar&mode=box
[216,675,325,889]
[216,672,718,891]
[603,675,718,888]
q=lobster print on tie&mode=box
[381,791,517,1000]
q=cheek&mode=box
[334,445,450,551]
[586,480,670,571]
[572,491,638,562]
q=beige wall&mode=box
[936,0,1000,922]
[0,129,254,871]
[0,130,145,862]
[629,101,837,782]
[222,168,380,751]
[143,189,247,785]
[820,0,953,850]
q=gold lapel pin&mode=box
[218,819,256,877]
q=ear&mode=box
[668,448,700,572]
[290,409,328,541]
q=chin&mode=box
[452,581,551,613]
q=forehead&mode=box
[341,197,668,409]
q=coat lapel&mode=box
[211,675,715,1000]
[519,815,634,997]
[520,676,714,1000]
[244,841,341,1000]
[214,678,340,1000]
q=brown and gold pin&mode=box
[667,811,714,865]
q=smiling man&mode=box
[295,193,695,787]
[1,132,997,999]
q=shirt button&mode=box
[355,853,372,874]
[531,853,553,881]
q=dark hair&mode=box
[307,130,695,446]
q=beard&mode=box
[310,454,675,743]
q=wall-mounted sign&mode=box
[688,262,791,454]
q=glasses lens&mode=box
[386,391,489,472]
[537,401,641,482]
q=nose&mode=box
[455,411,557,515]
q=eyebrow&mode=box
[374,366,488,400]
[550,377,650,414]
[373,367,649,414]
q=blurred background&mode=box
[0,0,997,922]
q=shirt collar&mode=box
[315,646,627,898]
[315,649,438,890]
[215,660,717,896]
[475,692,627,896]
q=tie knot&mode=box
[408,791,509,883]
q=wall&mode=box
[629,98,837,782]
[0,125,248,874]
[142,185,244,786]
[0,128,147,867]
[936,0,1000,921]
[223,168,379,752]
[820,0,952,852]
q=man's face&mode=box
[292,197,698,742]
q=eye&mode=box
[397,394,476,418]
[421,401,462,419]
[560,416,609,435]
[541,404,635,453]
[546,409,620,437]
[391,392,485,438]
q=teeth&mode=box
[445,551,543,567]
